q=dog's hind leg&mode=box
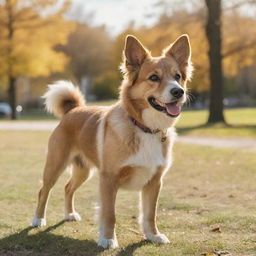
[32,132,71,227]
[64,155,92,221]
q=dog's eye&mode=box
[149,74,160,82]
[175,73,181,81]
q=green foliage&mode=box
[223,77,240,96]
[57,23,112,83]
[92,72,121,100]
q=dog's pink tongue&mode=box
[165,103,181,116]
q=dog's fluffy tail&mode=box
[43,81,85,118]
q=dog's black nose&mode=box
[170,88,184,99]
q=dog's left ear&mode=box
[163,34,193,80]
[164,34,191,67]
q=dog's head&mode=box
[120,34,193,130]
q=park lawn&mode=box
[16,106,256,138]
[0,131,255,256]
[18,100,116,120]
[177,107,256,138]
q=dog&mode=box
[32,34,192,249]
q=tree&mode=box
[205,0,256,123]
[0,0,73,119]
[56,23,112,85]
[205,0,226,123]
[123,0,255,124]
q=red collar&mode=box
[130,117,167,142]
[130,117,160,134]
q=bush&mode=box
[92,72,121,100]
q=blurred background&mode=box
[0,0,256,123]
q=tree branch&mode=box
[15,14,39,22]
[14,20,53,30]
[13,7,39,22]
[224,0,256,11]
[223,40,256,58]
[0,19,7,27]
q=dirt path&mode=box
[177,136,256,151]
[1,121,256,150]
[0,120,58,131]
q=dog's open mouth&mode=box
[148,97,181,117]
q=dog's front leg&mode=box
[140,169,170,244]
[97,172,118,249]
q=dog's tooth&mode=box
[156,99,163,107]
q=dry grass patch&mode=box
[0,131,255,255]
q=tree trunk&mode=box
[6,0,17,119]
[8,76,17,119]
[205,0,225,123]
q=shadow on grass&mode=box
[0,221,150,256]
[0,220,104,256]
[117,240,150,256]
[177,123,256,135]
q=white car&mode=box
[0,102,12,117]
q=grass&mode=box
[0,131,255,255]
[177,107,256,138]
[12,105,256,138]
[17,101,116,120]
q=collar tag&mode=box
[160,130,167,142]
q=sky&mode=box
[68,0,161,36]
[64,0,256,37]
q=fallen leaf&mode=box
[210,227,221,233]
[192,209,210,215]
[214,250,231,255]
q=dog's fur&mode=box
[32,35,192,249]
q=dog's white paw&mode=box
[32,217,46,227]
[65,211,81,221]
[97,237,119,249]
[145,233,170,244]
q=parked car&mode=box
[0,102,12,118]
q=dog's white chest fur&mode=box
[121,132,167,190]
[125,132,165,167]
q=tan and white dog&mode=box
[32,34,192,249]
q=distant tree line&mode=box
[0,0,256,124]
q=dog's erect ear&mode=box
[124,35,149,67]
[164,34,191,66]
